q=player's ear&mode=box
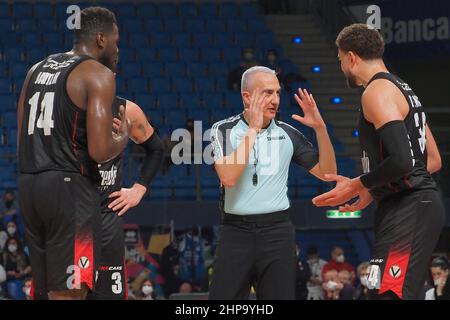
[242,91,250,107]
[96,32,106,49]
[348,51,358,67]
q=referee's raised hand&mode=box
[245,88,268,132]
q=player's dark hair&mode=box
[431,256,449,270]
[74,7,117,45]
[336,23,385,60]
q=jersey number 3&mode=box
[28,91,55,136]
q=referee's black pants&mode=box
[209,210,296,300]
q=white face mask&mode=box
[335,254,345,263]
[434,278,445,287]
[360,276,368,288]
[25,287,31,298]
[8,244,17,253]
[7,227,16,235]
[142,285,153,296]
[326,281,338,290]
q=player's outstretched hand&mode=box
[312,174,365,207]
[338,188,374,212]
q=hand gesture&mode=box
[292,88,325,130]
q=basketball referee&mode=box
[209,66,337,300]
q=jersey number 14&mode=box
[28,91,55,136]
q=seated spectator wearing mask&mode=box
[23,277,32,300]
[354,262,371,300]
[306,245,327,300]
[3,237,31,299]
[140,279,156,300]
[263,49,283,82]
[0,191,17,220]
[338,270,355,300]
[228,47,260,91]
[425,257,450,300]
[322,246,355,282]
[322,270,343,300]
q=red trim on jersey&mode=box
[379,247,412,299]
[30,278,35,300]
[71,112,84,175]
[74,232,95,290]
[124,257,129,300]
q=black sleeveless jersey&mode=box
[19,52,100,182]
[98,96,126,212]
[358,72,437,202]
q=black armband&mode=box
[136,133,164,189]
[360,120,415,190]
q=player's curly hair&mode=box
[74,6,117,44]
[336,23,385,60]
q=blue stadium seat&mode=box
[205,19,226,32]
[0,3,10,18]
[149,187,172,199]
[185,19,204,33]
[42,32,63,47]
[255,33,275,48]
[4,47,25,62]
[151,78,172,93]
[151,33,172,47]
[221,47,242,63]
[121,19,142,33]
[38,19,59,32]
[179,3,198,18]
[165,62,186,76]
[172,33,191,47]
[142,61,164,76]
[127,77,149,93]
[202,92,224,108]
[12,2,33,18]
[137,48,157,61]
[0,33,19,46]
[198,3,217,17]
[172,77,194,93]
[14,18,37,32]
[9,63,28,78]
[226,19,247,33]
[201,187,220,200]
[116,77,127,93]
[215,77,229,92]
[158,3,178,18]
[119,48,135,62]
[212,33,235,47]
[234,33,255,46]
[219,3,239,17]
[165,109,186,128]
[208,62,229,76]
[194,77,215,93]
[175,187,197,200]
[144,19,164,33]
[129,33,150,47]
[136,3,157,18]
[199,48,222,62]
[158,47,178,62]
[240,2,259,17]
[225,92,242,108]
[186,63,207,76]
[116,3,136,18]
[64,32,74,47]
[180,93,201,109]
[0,94,16,111]
[247,18,266,32]
[34,3,54,18]
[134,93,156,110]
[165,19,184,33]
[121,62,141,77]
[21,33,42,46]
[178,48,199,62]
[192,33,212,47]
[211,108,234,123]
[0,18,13,32]
[1,111,16,128]
[187,107,210,124]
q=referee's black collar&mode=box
[240,112,273,130]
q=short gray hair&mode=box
[241,66,276,93]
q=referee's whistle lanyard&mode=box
[252,128,272,187]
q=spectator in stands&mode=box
[5,221,19,240]
[228,47,260,91]
[0,228,7,253]
[259,0,292,14]
[306,245,327,300]
[0,190,17,223]
[164,263,183,298]
[322,269,343,300]
[295,244,311,300]
[322,246,355,282]
[3,237,31,299]
[179,281,194,294]
[354,262,371,300]
[140,279,156,300]
[263,49,284,82]
[425,257,450,300]
[22,277,32,300]
[0,262,6,298]
[338,270,355,300]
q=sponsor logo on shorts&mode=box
[99,265,123,271]
[78,256,90,269]
[389,265,402,278]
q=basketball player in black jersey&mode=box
[91,96,163,300]
[17,7,129,300]
[312,24,445,299]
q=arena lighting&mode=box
[292,36,302,44]
[326,210,362,219]
[311,65,321,73]
[331,96,342,104]
[352,130,359,137]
